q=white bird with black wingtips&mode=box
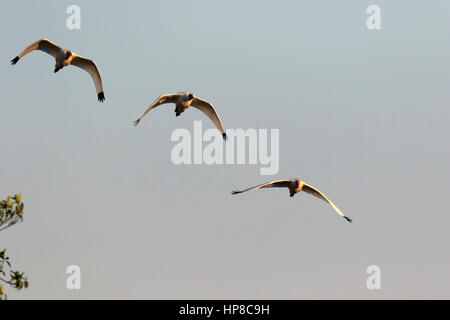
[134,92,227,140]
[231,178,352,222]
[11,38,105,102]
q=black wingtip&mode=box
[98,92,105,103]
[10,56,19,65]
[223,133,227,140]
[344,216,353,223]
[133,119,140,126]
[231,190,241,195]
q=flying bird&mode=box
[10,38,105,102]
[232,179,352,222]
[134,92,227,140]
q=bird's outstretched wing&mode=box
[133,94,180,126]
[191,97,227,140]
[231,180,291,195]
[71,55,105,102]
[11,39,64,65]
[302,183,352,222]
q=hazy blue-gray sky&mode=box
[1,1,449,299]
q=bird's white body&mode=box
[176,92,194,114]
[289,179,304,196]
[59,51,74,68]
[232,178,352,223]
[134,91,227,140]
[11,38,105,102]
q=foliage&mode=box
[0,193,28,300]
[0,249,29,300]
[0,193,24,232]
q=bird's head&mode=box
[188,93,194,100]
[65,51,72,59]
[295,179,301,187]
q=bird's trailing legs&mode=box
[175,106,185,117]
